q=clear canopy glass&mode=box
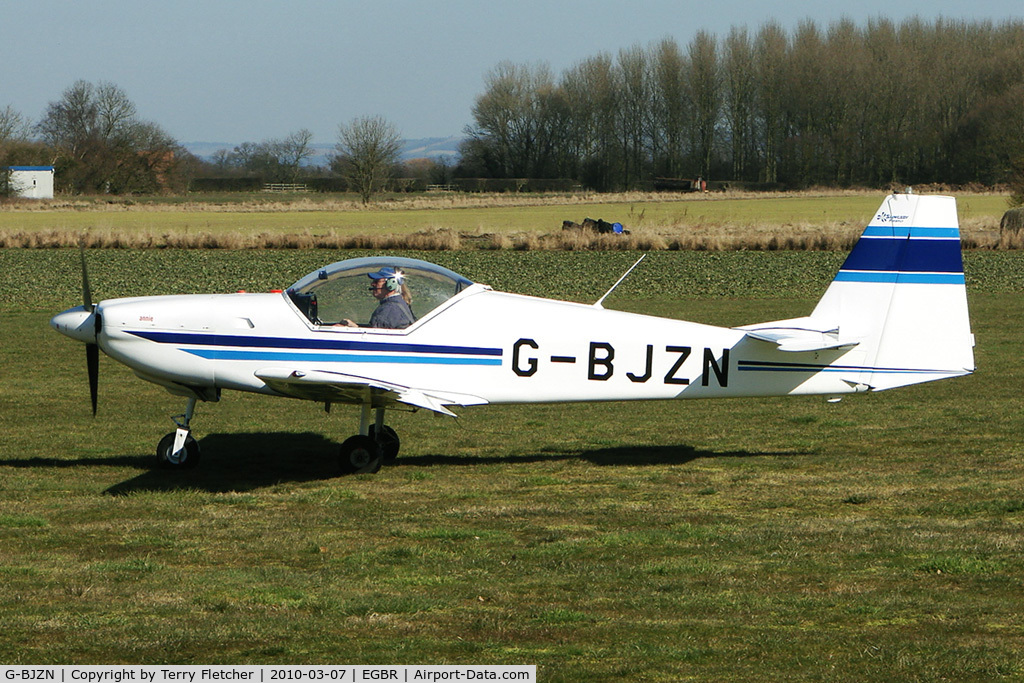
[286,256,475,327]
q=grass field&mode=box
[1,246,1023,679]
[0,191,1014,249]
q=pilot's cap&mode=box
[367,267,402,281]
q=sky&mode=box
[2,0,1021,146]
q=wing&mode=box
[254,367,487,417]
[736,316,859,353]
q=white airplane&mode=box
[51,192,975,474]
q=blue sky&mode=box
[2,1,1021,145]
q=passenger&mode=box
[341,267,416,329]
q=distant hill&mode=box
[399,136,463,161]
[182,136,462,167]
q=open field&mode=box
[0,190,1016,249]
[1,248,1023,679]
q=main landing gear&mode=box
[338,404,401,475]
[156,397,200,469]
[154,398,401,476]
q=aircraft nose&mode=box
[51,306,98,344]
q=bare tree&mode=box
[95,81,138,141]
[220,130,315,183]
[0,105,31,144]
[561,53,619,190]
[862,18,918,183]
[36,81,138,157]
[754,22,788,183]
[0,105,33,196]
[276,129,315,182]
[723,28,756,180]
[822,18,866,185]
[465,61,562,178]
[210,148,233,173]
[651,38,690,179]
[333,116,402,203]
[35,80,180,193]
[226,141,263,171]
[117,120,183,193]
[616,46,651,188]
[786,20,829,185]
[688,30,721,179]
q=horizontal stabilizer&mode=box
[737,317,858,353]
[255,367,487,416]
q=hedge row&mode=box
[187,177,589,194]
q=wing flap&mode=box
[254,367,487,416]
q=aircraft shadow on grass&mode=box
[1,432,807,495]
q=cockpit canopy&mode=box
[287,256,475,327]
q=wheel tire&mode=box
[339,435,383,475]
[369,424,400,462]
[156,431,200,470]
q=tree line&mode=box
[459,17,1024,190]
[3,17,1024,198]
[0,80,406,200]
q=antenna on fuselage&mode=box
[594,254,646,309]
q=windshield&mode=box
[286,256,475,327]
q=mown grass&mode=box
[1,249,1022,679]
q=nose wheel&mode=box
[157,431,200,469]
[156,397,201,469]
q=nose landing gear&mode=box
[156,397,200,469]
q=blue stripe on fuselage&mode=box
[184,349,503,365]
[737,359,958,375]
[128,330,503,357]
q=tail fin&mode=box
[811,192,975,390]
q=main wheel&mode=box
[339,435,382,475]
[369,424,400,462]
[156,431,200,469]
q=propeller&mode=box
[50,242,105,415]
[80,244,100,416]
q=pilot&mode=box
[341,267,416,329]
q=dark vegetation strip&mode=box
[1,229,1022,250]
[4,249,1023,315]
[0,228,859,251]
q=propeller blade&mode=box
[81,241,100,416]
[86,342,99,416]
[79,242,93,310]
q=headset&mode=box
[370,267,404,293]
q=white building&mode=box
[6,166,55,199]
